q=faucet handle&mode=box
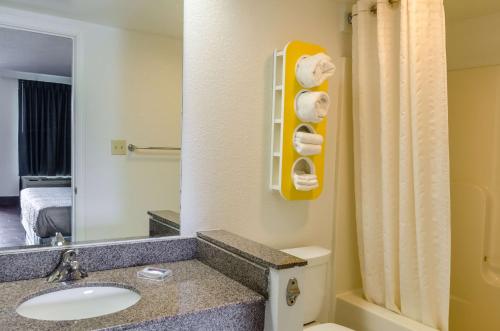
[70,260,88,280]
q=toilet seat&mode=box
[305,323,355,331]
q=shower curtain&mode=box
[351,0,450,330]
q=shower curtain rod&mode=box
[347,0,400,24]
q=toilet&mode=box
[281,246,354,331]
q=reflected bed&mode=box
[20,187,72,245]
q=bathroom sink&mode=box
[16,285,141,321]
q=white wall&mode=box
[0,7,182,241]
[182,1,353,322]
[331,58,361,301]
[182,0,349,248]
[0,77,18,197]
[79,28,182,241]
[181,4,355,314]
[447,65,500,331]
[446,10,500,329]
[446,12,500,70]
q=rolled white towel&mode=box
[295,183,319,191]
[293,172,319,191]
[295,183,318,191]
[295,53,336,88]
[294,171,316,179]
[294,142,322,156]
[295,91,330,123]
[294,132,324,145]
[294,177,318,186]
[293,172,317,183]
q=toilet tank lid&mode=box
[281,246,331,266]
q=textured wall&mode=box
[181,0,350,252]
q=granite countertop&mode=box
[197,230,307,270]
[0,260,264,330]
[147,210,180,228]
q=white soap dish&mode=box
[137,267,172,281]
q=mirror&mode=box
[0,0,183,250]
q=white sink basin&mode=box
[16,286,141,321]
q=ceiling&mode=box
[0,0,183,38]
[444,0,500,21]
[0,27,72,76]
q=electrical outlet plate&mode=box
[111,140,127,155]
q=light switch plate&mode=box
[111,140,127,155]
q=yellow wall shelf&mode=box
[269,41,330,200]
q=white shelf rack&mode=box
[270,48,286,192]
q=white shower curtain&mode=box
[352,0,450,330]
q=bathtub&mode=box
[335,290,438,331]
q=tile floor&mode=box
[0,204,26,248]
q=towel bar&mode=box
[128,144,181,152]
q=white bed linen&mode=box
[20,187,72,245]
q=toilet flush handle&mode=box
[286,278,301,306]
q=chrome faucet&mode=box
[47,250,88,283]
[51,232,69,247]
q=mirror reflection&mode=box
[0,0,183,250]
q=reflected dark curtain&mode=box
[18,80,72,176]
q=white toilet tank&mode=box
[281,246,331,324]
